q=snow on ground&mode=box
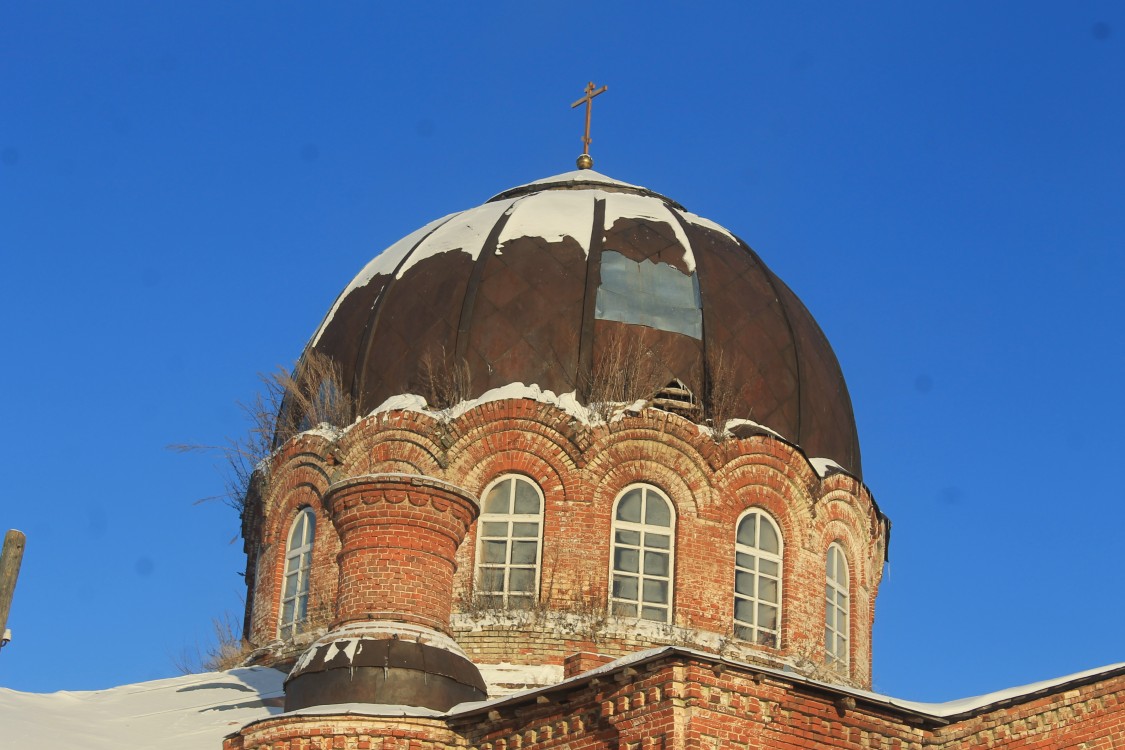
[0,667,285,750]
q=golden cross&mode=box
[571,81,607,168]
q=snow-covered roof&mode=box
[0,667,285,750]
[447,646,1125,724]
[6,651,1120,747]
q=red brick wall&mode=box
[325,474,477,633]
[245,400,888,687]
[933,672,1125,748]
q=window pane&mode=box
[483,540,507,563]
[615,529,640,546]
[827,549,836,579]
[734,624,753,641]
[297,595,309,621]
[617,489,642,522]
[508,568,535,593]
[508,594,533,610]
[826,606,835,629]
[645,532,670,550]
[642,579,668,605]
[511,541,537,564]
[612,601,637,617]
[735,570,755,597]
[302,514,316,545]
[640,605,667,622]
[284,572,299,598]
[759,559,778,577]
[758,520,779,554]
[643,551,669,576]
[290,514,306,547]
[736,515,756,547]
[484,482,511,514]
[735,552,755,571]
[281,599,295,625]
[759,578,778,603]
[614,547,639,573]
[513,480,541,514]
[481,521,508,537]
[758,631,777,648]
[479,569,504,592]
[734,598,755,624]
[837,591,848,609]
[613,575,638,600]
[825,627,834,651]
[837,634,847,657]
[512,522,539,538]
[644,495,671,526]
[478,594,503,609]
[758,603,777,630]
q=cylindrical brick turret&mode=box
[285,473,487,712]
[328,474,476,633]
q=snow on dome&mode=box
[497,190,596,255]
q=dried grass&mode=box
[170,350,354,515]
[416,346,473,410]
[702,346,741,435]
[583,327,667,420]
[172,613,252,674]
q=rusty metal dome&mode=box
[306,170,862,477]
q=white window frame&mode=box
[733,508,783,648]
[608,483,676,624]
[278,507,316,639]
[474,475,545,609]
[825,542,850,671]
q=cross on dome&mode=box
[571,81,607,169]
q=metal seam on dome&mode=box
[351,213,462,406]
[576,197,607,400]
[736,238,804,446]
[454,199,521,363]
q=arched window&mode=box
[825,542,850,670]
[475,475,544,609]
[279,507,316,639]
[610,484,675,623]
[734,509,782,647]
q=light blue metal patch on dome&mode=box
[595,251,703,339]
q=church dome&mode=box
[305,170,862,477]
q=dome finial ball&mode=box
[576,154,593,169]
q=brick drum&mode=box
[243,400,887,690]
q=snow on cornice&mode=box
[371,383,599,426]
[284,389,857,489]
[809,457,846,478]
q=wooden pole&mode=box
[0,529,26,649]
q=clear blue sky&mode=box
[2,2,1122,701]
